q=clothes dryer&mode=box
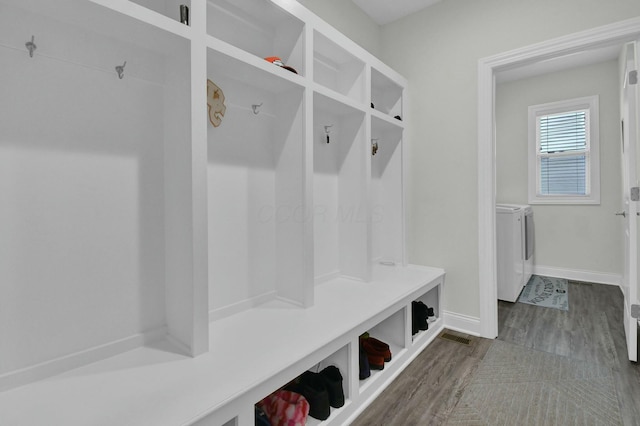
[496,205,525,302]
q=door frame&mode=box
[477,16,640,338]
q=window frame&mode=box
[527,95,600,205]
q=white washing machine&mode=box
[496,204,534,302]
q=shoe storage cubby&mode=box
[0,0,445,425]
[313,92,367,284]
[412,285,443,343]
[359,308,407,391]
[254,344,351,426]
[206,0,304,76]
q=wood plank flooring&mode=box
[351,282,640,425]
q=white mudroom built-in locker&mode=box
[0,0,444,425]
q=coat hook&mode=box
[252,103,263,115]
[324,125,333,144]
[371,138,379,156]
[115,61,126,79]
[25,35,37,58]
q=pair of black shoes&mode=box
[412,301,434,334]
[286,366,344,420]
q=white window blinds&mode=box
[537,110,589,196]
[528,95,599,205]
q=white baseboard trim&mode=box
[443,310,481,336]
[533,265,621,286]
[208,291,277,322]
[0,326,167,393]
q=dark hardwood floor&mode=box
[351,282,640,425]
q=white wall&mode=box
[496,61,622,276]
[379,0,640,317]
[296,0,381,58]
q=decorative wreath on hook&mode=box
[207,79,226,127]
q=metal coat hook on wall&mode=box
[371,138,379,156]
[324,125,333,144]
[115,61,126,79]
[252,103,263,115]
[25,36,37,58]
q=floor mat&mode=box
[447,340,622,425]
[517,275,568,311]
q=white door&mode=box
[619,40,639,362]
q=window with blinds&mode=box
[537,110,589,195]
[528,96,600,204]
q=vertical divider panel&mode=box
[164,35,209,356]
[364,66,373,282]
[337,113,368,281]
[303,25,315,308]
[274,87,307,305]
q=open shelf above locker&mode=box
[371,67,403,119]
[129,0,190,24]
[314,30,366,104]
[207,0,305,76]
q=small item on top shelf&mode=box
[264,56,297,74]
[179,4,189,25]
[371,102,374,108]
[207,79,226,127]
[394,115,402,121]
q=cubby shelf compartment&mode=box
[313,30,366,104]
[256,344,352,426]
[313,92,368,284]
[0,0,194,392]
[371,116,404,265]
[206,48,310,321]
[371,66,403,118]
[206,0,305,76]
[359,307,407,393]
[411,284,443,344]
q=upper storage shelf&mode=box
[207,0,305,76]
[371,67,403,119]
[129,0,190,24]
[313,30,366,104]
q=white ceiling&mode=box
[352,0,442,25]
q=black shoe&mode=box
[296,371,331,420]
[319,366,345,408]
[412,301,429,333]
[359,342,371,379]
